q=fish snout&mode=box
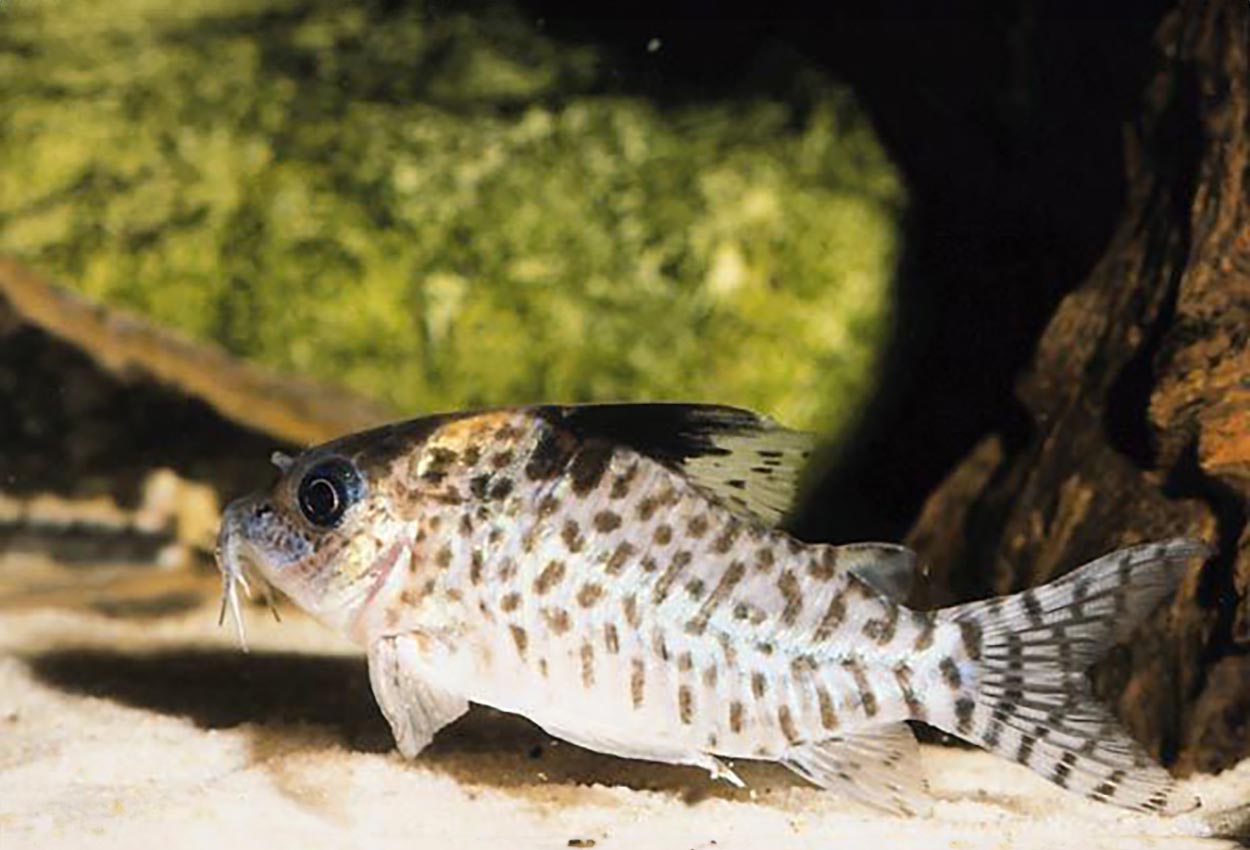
[217,496,264,559]
[216,494,289,583]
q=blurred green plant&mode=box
[0,0,903,437]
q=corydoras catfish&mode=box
[215,403,1208,816]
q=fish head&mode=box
[215,415,460,638]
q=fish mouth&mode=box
[346,539,412,641]
[214,498,279,652]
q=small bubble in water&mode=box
[647,38,662,53]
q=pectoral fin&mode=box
[367,634,468,758]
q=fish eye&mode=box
[297,458,362,528]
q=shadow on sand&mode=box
[25,647,798,804]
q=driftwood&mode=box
[901,0,1248,775]
[0,258,390,507]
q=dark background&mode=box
[508,1,1174,541]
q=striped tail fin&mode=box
[933,538,1209,815]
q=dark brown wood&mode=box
[0,260,391,506]
[905,0,1250,774]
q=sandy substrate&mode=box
[1,583,1247,850]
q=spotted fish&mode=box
[215,403,1208,815]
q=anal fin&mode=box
[782,722,930,816]
[367,633,469,758]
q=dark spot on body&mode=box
[538,494,561,518]
[606,541,636,575]
[863,602,899,644]
[778,570,803,626]
[778,705,800,744]
[790,655,817,676]
[570,442,613,496]
[543,607,571,634]
[561,520,585,553]
[637,496,660,521]
[939,657,962,689]
[894,664,924,720]
[580,642,596,687]
[631,659,646,707]
[469,474,492,499]
[678,686,694,724]
[534,559,567,594]
[526,429,574,480]
[577,583,604,608]
[958,620,983,661]
[623,595,641,628]
[652,550,693,603]
[755,546,775,573]
[652,629,669,661]
[610,463,638,499]
[843,658,878,717]
[711,520,740,554]
[510,625,528,657]
[817,686,838,730]
[955,698,975,734]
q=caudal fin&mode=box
[934,538,1209,815]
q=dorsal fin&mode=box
[544,403,815,525]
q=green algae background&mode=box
[0,0,903,437]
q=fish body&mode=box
[217,403,1207,816]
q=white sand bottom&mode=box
[2,595,1247,850]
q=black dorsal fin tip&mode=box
[546,403,815,525]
